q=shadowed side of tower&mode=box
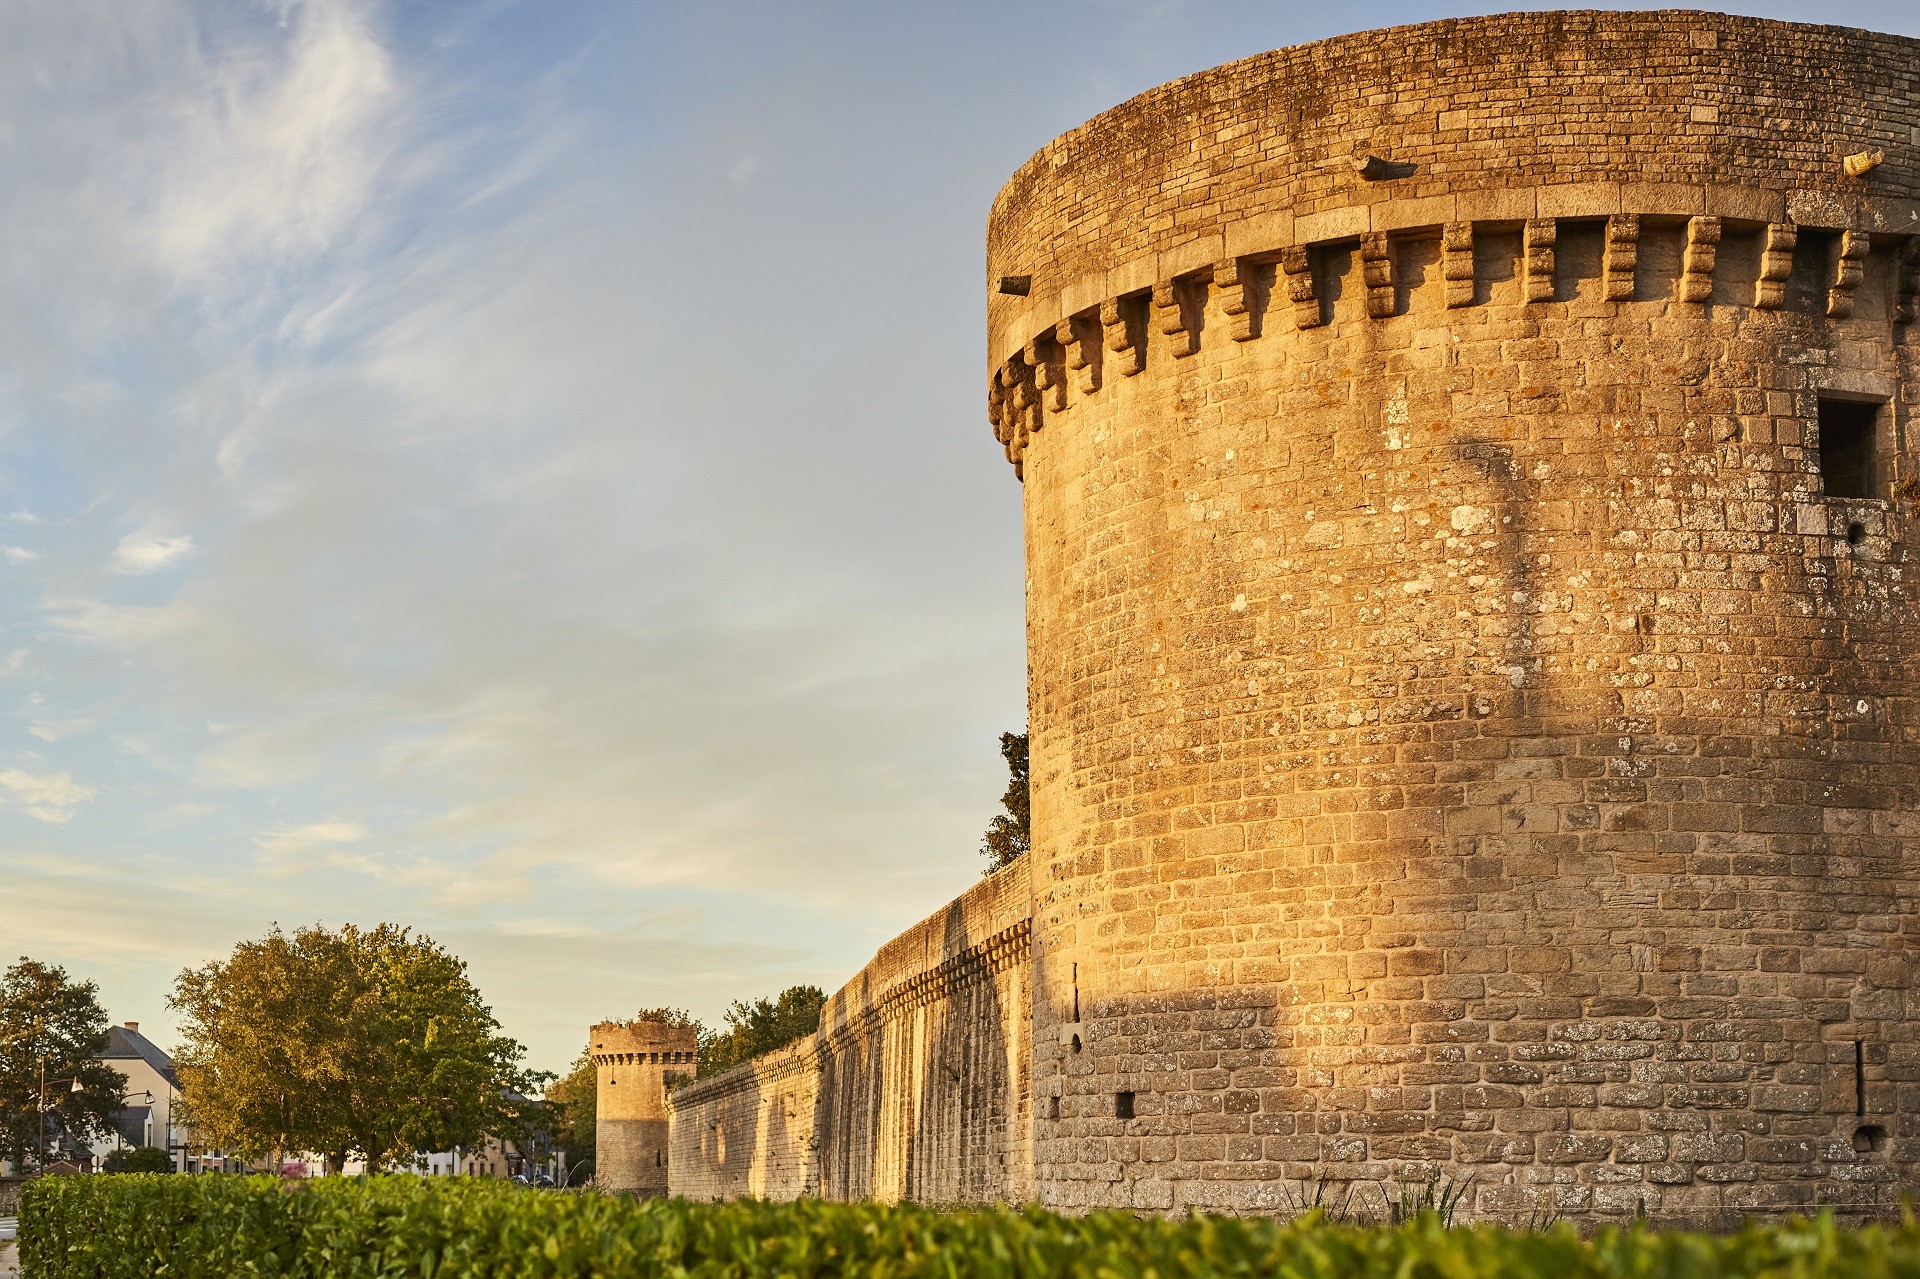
[591,1020,698,1197]
[989,10,1920,1226]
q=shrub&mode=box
[98,1146,172,1174]
[20,1172,1920,1279]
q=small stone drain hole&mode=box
[1854,1124,1888,1154]
[1847,522,1866,546]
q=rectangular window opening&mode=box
[1115,1090,1135,1120]
[1818,398,1881,499]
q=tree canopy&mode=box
[542,1050,597,1173]
[0,958,125,1169]
[169,923,546,1173]
[698,986,825,1076]
[980,730,1030,874]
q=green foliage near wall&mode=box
[22,1171,1920,1279]
[980,729,1029,874]
[698,985,825,1076]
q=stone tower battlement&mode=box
[662,11,1920,1225]
[996,10,1920,1224]
[590,1019,698,1197]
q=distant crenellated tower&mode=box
[590,1019,699,1197]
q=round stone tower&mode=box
[590,1019,698,1197]
[989,12,1920,1225]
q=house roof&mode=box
[100,1025,179,1089]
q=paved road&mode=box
[0,1216,16,1279]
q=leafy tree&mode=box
[980,730,1030,874]
[101,1144,172,1173]
[170,923,547,1174]
[698,986,825,1076]
[542,1050,596,1170]
[0,959,125,1169]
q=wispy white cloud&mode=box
[256,818,368,860]
[109,533,196,574]
[147,0,399,289]
[28,716,98,743]
[0,767,98,823]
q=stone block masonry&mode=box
[591,1020,698,1197]
[658,11,1920,1225]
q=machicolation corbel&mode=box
[1215,258,1260,342]
[1282,246,1322,329]
[1101,295,1144,376]
[1827,229,1869,318]
[1442,222,1474,308]
[1754,222,1796,309]
[1604,214,1639,301]
[1026,333,1066,413]
[1063,313,1101,396]
[1154,277,1198,357]
[1524,219,1556,302]
[1361,233,1393,318]
[1896,240,1920,325]
[1680,216,1721,303]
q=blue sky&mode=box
[2,0,1916,1076]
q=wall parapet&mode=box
[670,1034,823,1112]
[668,856,1035,1203]
[989,195,1920,475]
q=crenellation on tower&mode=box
[590,1019,699,1198]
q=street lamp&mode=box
[38,1075,91,1168]
[111,1091,155,1151]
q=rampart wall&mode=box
[662,11,1920,1226]
[667,858,1034,1202]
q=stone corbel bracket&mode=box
[1154,277,1199,358]
[1361,232,1394,318]
[1754,222,1796,309]
[1216,257,1260,342]
[1828,230,1870,318]
[1063,312,1101,396]
[1442,222,1474,308]
[1605,214,1640,301]
[1282,245,1321,329]
[1680,215,1721,303]
[1102,295,1144,377]
[1523,219,1557,303]
[989,194,1920,473]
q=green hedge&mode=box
[19,1173,1920,1278]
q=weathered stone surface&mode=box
[661,11,1920,1226]
[592,1020,698,1198]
